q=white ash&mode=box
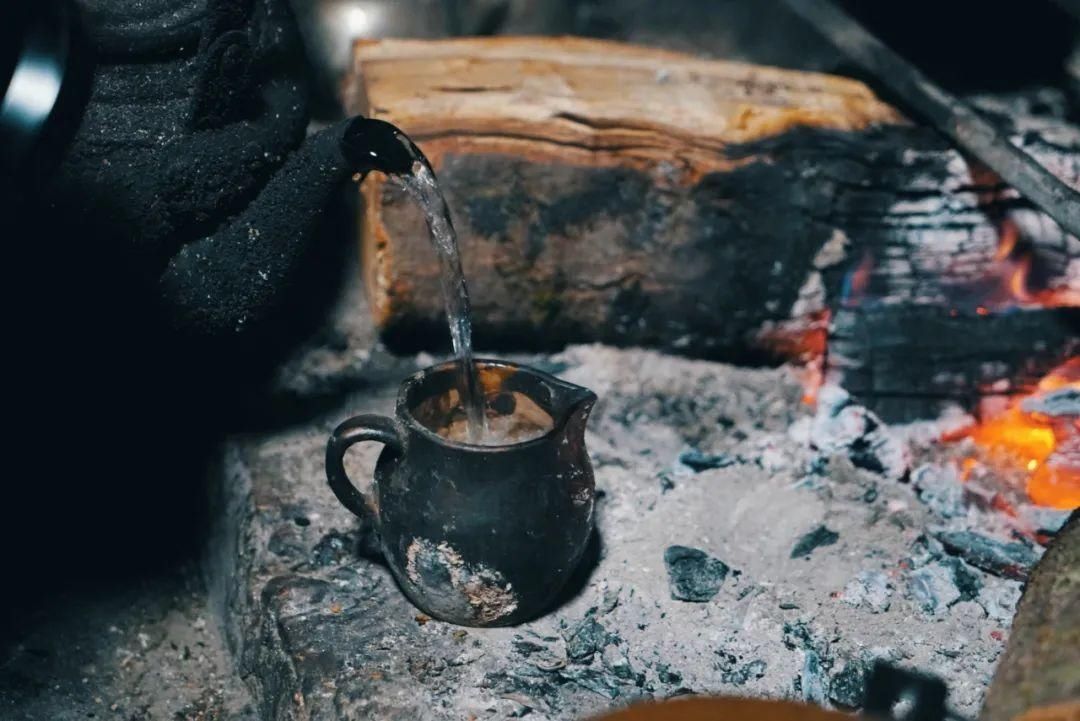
[221,343,1065,720]
[841,571,893,614]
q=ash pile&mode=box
[213,326,1071,720]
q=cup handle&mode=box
[325,414,402,524]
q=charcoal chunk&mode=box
[563,615,610,664]
[601,645,642,684]
[559,667,621,699]
[656,664,682,685]
[791,526,839,559]
[829,660,867,709]
[782,621,815,651]
[512,638,548,657]
[678,448,737,472]
[935,531,1040,581]
[946,557,982,601]
[311,531,359,567]
[664,546,730,602]
[268,526,303,558]
[907,563,960,614]
[716,652,767,686]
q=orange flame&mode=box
[755,310,830,406]
[949,359,1080,509]
[987,219,1078,309]
[1007,254,1032,303]
[994,219,1019,261]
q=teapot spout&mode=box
[341,116,428,177]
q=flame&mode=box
[841,251,874,307]
[984,218,1078,309]
[755,310,830,406]
[1039,361,1080,390]
[949,359,1080,509]
[1007,255,1032,302]
[994,219,1019,261]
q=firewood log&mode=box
[981,513,1080,721]
[346,37,1078,416]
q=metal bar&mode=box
[782,0,1080,241]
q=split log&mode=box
[346,37,1078,415]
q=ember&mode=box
[755,309,830,406]
[947,359,1080,509]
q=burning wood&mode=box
[977,218,1080,310]
[946,360,1080,509]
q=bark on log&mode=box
[346,37,1079,412]
[981,512,1080,721]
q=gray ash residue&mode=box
[219,337,1051,719]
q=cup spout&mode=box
[549,379,597,430]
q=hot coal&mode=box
[781,622,839,705]
[663,546,731,602]
[935,531,1041,581]
[791,525,840,559]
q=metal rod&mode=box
[782,0,1080,241]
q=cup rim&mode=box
[397,358,570,453]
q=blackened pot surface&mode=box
[327,359,597,626]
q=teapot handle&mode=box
[326,414,402,525]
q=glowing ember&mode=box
[755,309,829,405]
[947,359,1080,509]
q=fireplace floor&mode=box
[212,283,1070,721]
[0,563,255,721]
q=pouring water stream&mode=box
[344,118,486,440]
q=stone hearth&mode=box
[208,280,1068,721]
